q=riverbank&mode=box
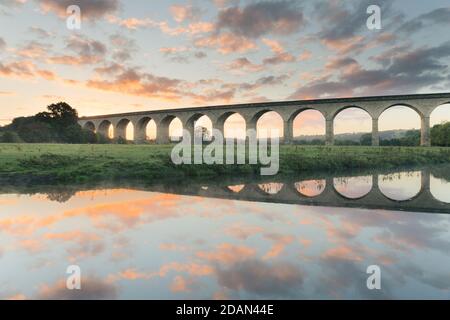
[1,144,450,184]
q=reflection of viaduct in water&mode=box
[79,93,450,146]
[145,170,450,214]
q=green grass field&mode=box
[1,143,450,184]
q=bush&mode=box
[1,131,23,143]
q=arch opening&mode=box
[116,119,134,141]
[292,109,325,145]
[222,112,246,139]
[255,111,283,139]
[192,114,213,141]
[98,120,113,139]
[137,117,157,142]
[168,117,183,142]
[333,107,372,146]
[379,105,421,146]
[83,121,95,132]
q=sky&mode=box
[1,0,450,137]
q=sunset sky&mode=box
[1,0,450,136]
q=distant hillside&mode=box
[295,129,417,142]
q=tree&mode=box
[431,122,450,146]
[360,133,372,146]
[1,131,22,143]
[17,121,55,143]
[37,102,79,133]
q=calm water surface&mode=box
[1,167,450,300]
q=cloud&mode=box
[36,0,119,19]
[226,57,264,72]
[16,41,51,59]
[29,26,53,38]
[313,0,396,54]
[195,32,257,54]
[261,38,296,65]
[397,7,450,34]
[289,41,450,99]
[0,0,26,7]
[48,35,106,65]
[216,1,304,38]
[109,33,137,62]
[170,4,201,23]
[108,16,214,35]
[0,60,56,80]
[160,46,207,64]
[0,37,5,49]
[86,67,185,101]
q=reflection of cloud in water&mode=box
[1,184,450,299]
[334,176,372,199]
[227,184,245,193]
[379,171,421,201]
[216,260,303,298]
[295,179,326,197]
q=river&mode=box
[1,166,450,299]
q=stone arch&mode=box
[217,111,246,139]
[158,115,183,143]
[379,103,424,119]
[332,105,374,120]
[379,104,422,146]
[83,121,95,132]
[185,113,213,140]
[98,120,113,138]
[250,109,284,139]
[136,117,157,142]
[116,118,132,140]
[289,108,326,144]
[333,106,373,145]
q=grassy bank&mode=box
[1,143,450,184]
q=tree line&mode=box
[0,102,110,144]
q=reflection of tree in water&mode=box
[294,180,325,196]
[380,171,421,183]
[258,183,284,194]
[46,190,76,203]
[334,176,372,187]
[431,166,450,182]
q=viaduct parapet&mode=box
[78,93,450,146]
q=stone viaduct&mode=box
[78,93,450,146]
